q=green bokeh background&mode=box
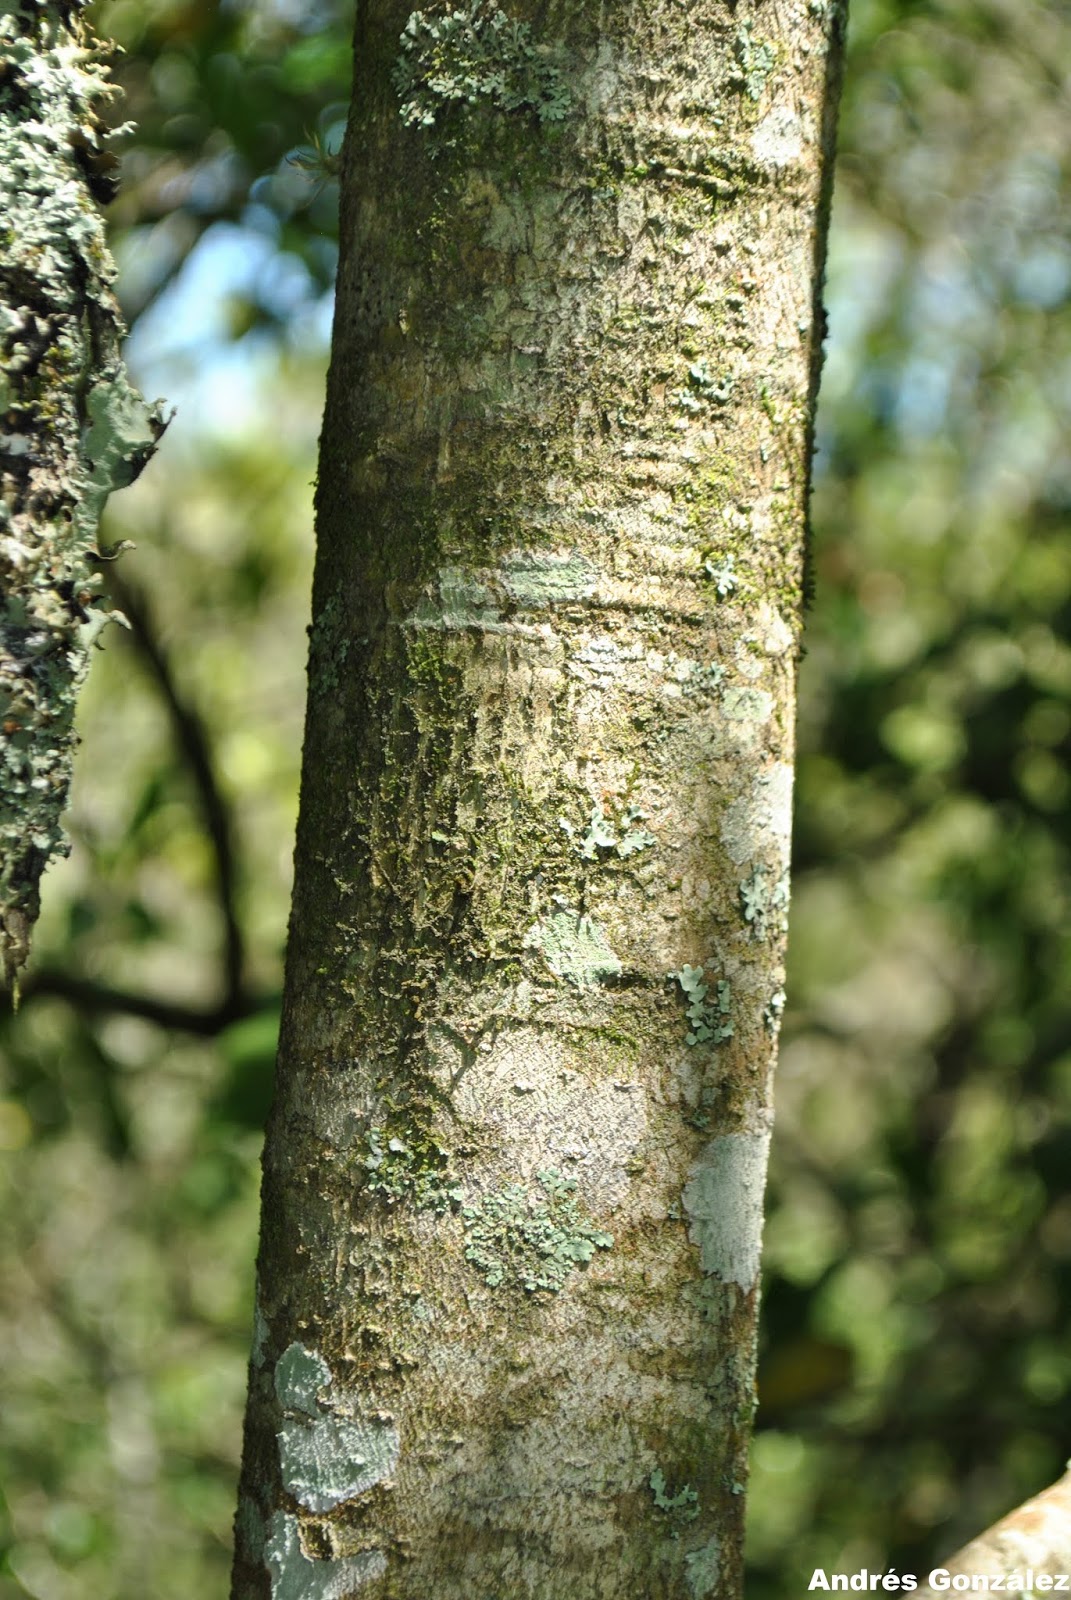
[2,2,1070,1594]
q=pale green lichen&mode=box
[277,1413,401,1511]
[524,908,622,987]
[393,1,570,131]
[649,1467,699,1525]
[567,798,656,861]
[362,1125,458,1213]
[461,1168,613,1292]
[739,863,789,941]
[702,553,737,597]
[678,658,726,696]
[721,685,774,724]
[670,965,733,1048]
[264,1511,385,1599]
[275,1343,331,1416]
[734,24,777,100]
[685,1534,723,1598]
[673,359,734,415]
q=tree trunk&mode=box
[0,1,166,987]
[232,1,846,1595]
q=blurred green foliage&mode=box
[751,0,1071,1589]
[0,0,1069,1596]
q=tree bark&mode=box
[233,1,847,1595]
[915,1471,1071,1597]
[0,0,165,987]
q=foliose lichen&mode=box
[565,798,656,861]
[702,553,738,597]
[673,359,734,414]
[649,1466,700,1527]
[738,863,790,941]
[393,2,570,132]
[670,966,734,1048]
[361,1125,459,1213]
[461,1168,613,1292]
[0,2,167,984]
[733,23,777,101]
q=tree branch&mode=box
[107,569,246,1006]
[6,968,271,1035]
[915,1470,1071,1594]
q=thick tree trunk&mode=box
[233,1,846,1595]
[0,0,165,986]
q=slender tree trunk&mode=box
[0,1,165,986]
[233,2,846,1595]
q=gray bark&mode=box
[233,1,846,1595]
[0,0,165,986]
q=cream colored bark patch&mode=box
[720,762,794,866]
[751,105,805,168]
[448,1028,646,1214]
[681,1132,771,1290]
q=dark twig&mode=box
[106,570,247,1008]
[7,968,272,1035]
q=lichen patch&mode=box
[681,1132,771,1290]
[264,1511,386,1600]
[523,908,622,987]
[277,1414,401,1512]
[275,1343,331,1417]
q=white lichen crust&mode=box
[0,0,166,983]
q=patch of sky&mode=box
[121,220,334,437]
[810,214,903,474]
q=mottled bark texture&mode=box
[0,0,166,985]
[234,1,846,1596]
[915,1470,1071,1598]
